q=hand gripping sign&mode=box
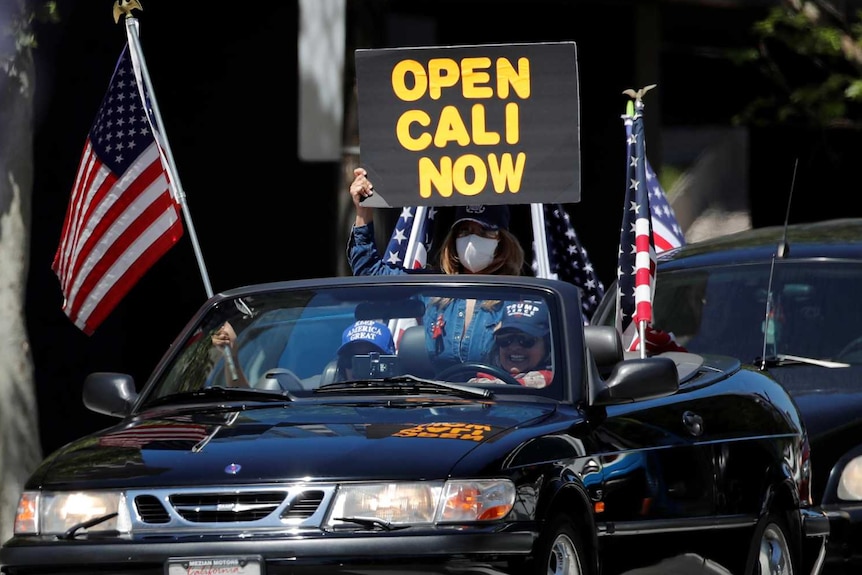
[355,42,581,208]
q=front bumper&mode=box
[0,530,535,575]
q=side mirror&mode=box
[590,356,679,406]
[83,372,138,417]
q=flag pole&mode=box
[117,3,239,379]
[631,98,647,359]
[531,204,551,278]
[627,87,656,359]
[625,96,647,359]
[121,12,213,299]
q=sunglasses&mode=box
[496,334,538,349]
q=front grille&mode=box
[123,484,337,532]
[282,490,325,520]
[170,491,286,522]
[135,495,170,523]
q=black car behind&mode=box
[593,217,862,574]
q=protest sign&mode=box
[355,41,580,207]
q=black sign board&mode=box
[355,42,581,208]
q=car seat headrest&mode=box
[398,325,435,378]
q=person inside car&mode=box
[346,167,526,371]
[210,320,251,388]
[471,300,554,389]
[347,167,525,278]
[211,319,396,387]
[334,320,396,381]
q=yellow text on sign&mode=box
[391,56,531,199]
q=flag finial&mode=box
[113,0,143,24]
[622,84,657,108]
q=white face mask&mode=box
[456,234,499,273]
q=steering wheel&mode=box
[436,362,521,386]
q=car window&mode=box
[142,283,566,406]
[643,261,862,364]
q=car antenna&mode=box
[760,158,798,370]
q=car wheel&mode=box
[747,511,796,575]
[526,514,586,575]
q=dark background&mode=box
[26,0,862,456]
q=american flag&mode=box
[385,206,436,346]
[384,206,436,269]
[645,159,685,253]
[616,104,657,351]
[52,44,183,335]
[532,203,605,324]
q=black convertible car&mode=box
[592,217,862,574]
[2,274,827,575]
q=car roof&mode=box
[215,273,578,300]
[657,217,862,270]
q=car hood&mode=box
[34,400,561,489]
[767,365,862,440]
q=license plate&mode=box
[167,556,263,575]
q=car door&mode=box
[588,385,718,573]
[594,396,716,524]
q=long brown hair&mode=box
[437,227,525,276]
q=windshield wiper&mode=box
[147,386,295,408]
[333,516,409,531]
[60,512,118,540]
[760,354,850,369]
[315,375,491,398]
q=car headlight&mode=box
[838,456,862,500]
[14,491,131,535]
[326,479,516,527]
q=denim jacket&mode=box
[347,222,502,368]
[421,298,503,370]
[348,221,430,276]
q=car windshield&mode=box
[601,260,862,365]
[139,282,564,406]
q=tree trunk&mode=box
[0,0,42,546]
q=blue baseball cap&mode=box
[337,321,395,355]
[453,204,510,231]
[497,301,550,338]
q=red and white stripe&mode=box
[98,422,209,448]
[633,213,656,326]
[52,141,182,334]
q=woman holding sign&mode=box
[346,167,526,372]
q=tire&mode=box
[746,511,797,575]
[525,514,587,575]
